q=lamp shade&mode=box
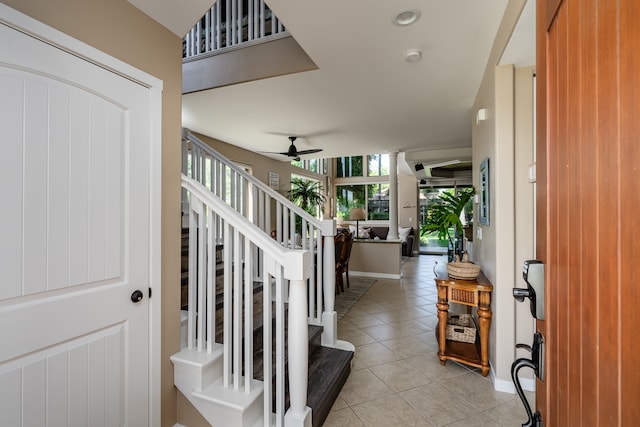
[349,207,366,221]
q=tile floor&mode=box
[324,255,534,427]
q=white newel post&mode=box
[284,251,312,427]
[321,219,337,347]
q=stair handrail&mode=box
[184,128,321,230]
[184,174,293,266]
[183,129,341,347]
[182,174,312,426]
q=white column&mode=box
[388,151,399,240]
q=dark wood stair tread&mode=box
[307,345,353,427]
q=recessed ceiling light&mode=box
[394,9,421,26]
[404,49,422,63]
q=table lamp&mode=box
[349,207,366,239]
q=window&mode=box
[292,158,326,174]
[335,184,365,219]
[367,154,389,177]
[336,156,363,177]
[335,183,389,221]
[367,183,389,220]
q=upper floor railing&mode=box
[183,0,288,60]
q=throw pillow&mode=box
[398,227,411,243]
[358,227,371,239]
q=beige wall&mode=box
[513,66,536,379]
[471,0,533,388]
[3,1,184,424]
[349,240,402,278]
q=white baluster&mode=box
[244,235,253,392]
[275,265,285,426]
[233,228,241,389]
[223,221,232,387]
[197,200,206,351]
[206,207,215,353]
[262,261,272,427]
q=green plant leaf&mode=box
[420,187,475,243]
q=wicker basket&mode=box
[446,262,481,280]
[446,314,477,343]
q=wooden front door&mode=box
[0,18,153,426]
[537,0,640,425]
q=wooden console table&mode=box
[435,270,493,376]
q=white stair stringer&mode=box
[171,345,266,427]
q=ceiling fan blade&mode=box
[296,148,323,155]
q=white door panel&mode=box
[0,20,151,426]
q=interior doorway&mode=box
[418,185,474,256]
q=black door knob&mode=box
[131,290,144,303]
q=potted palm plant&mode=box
[287,177,326,217]
[421,187,475,261]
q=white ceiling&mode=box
[132,1,535,167]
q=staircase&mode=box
[172,130,354,427]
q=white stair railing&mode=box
[182,130,340,346]
[183,0,288,59]
[180,176,312,426]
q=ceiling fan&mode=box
[278,136,323,161]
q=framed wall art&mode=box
[479,157,490,225]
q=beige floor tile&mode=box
[338,368,395,406]
[380,333,440,359]
[359,323,404,341]
[440,371,514,411]
[353,342,401,367]
[343,313,387,329]
[354,300,388,314]
[369,360,435,392]
[322,407,366,427]
[399,382,478,427]
[372,307,432,323]
[338,328,377,346]
[351,394,432,427]
[329,395,349,411]
[406,352,471,381]
[337,318,359,332]
[480,397,530,426]
[414,315,439,329]
[361,320,430,341]
[442,412,505,427]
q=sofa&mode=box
[342,225,415,257]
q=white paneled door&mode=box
[0,19,154,426]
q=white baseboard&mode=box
[350,271,401,280]
[491,367,536,393]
